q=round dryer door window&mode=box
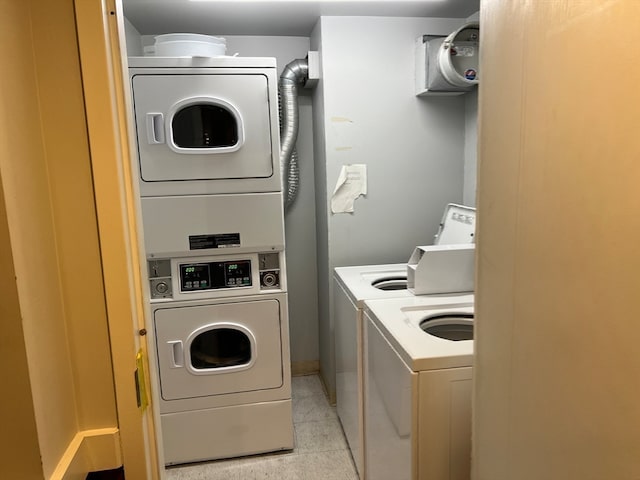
[172,103,239,149]
[190,326,252,370]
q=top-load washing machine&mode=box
[334,263,413,477]
[363,296,475,480]
[333,203,476,478]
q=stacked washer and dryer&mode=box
[128,56,293,465]
[334,204,476,479]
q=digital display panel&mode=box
[179,259,252,292]
[180,263,211,291]
[224,260,251,287]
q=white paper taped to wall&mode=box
[331,164,367,214]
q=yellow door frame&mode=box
[74,1,160,478]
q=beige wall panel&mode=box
[472,3,526,477]
[1,0,121,477]
[0,1,78,476]
[30,0,118,430]
[0,176,43,479]
[475,1,640,479]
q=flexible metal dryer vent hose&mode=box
[279,58,309,211]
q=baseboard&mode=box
[291,360,319,377]
[50,428,122,480]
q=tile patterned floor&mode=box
[165,375,358,480]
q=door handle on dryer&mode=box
[167,340,184,368]
[146,113,165,144]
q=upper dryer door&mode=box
[131,73,280,195]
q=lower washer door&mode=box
[154,298,283,400]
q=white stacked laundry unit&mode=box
[128,56,293,466]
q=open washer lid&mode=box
[433,203,476,245]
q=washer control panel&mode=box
[148,252,283,301]
[179,259,252,292]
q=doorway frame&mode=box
[74,1,161,478]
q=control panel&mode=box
[179,259,252,292]
[148,252,283,301]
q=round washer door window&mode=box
[189,325,254,371]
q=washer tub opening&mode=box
[371,276,408,291]
[419,313,474,341]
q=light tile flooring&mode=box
[166,375,358,480]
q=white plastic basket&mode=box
[153,33,227,57]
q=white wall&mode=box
[464,89,478,206]
[124,18,143,56]
[313,16,469,398]
[282,93,320,368]
[463,11,480,207]
[310,19,330,391]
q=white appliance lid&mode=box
[434,203,476,245]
